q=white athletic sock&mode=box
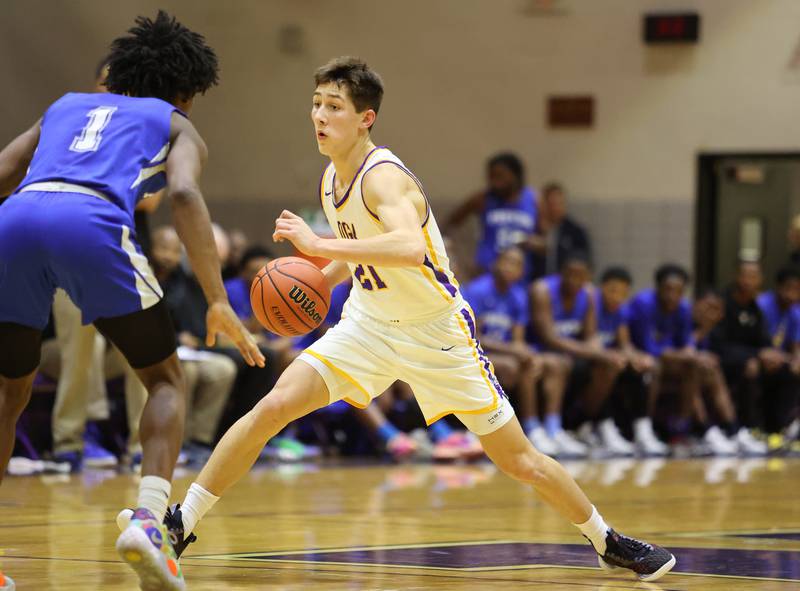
[137,475,171,522]
[575,505,609,555]
[180,482,220,535]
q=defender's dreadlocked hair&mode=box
[105,10,219,103]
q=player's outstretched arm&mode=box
[0,121,40,197]
[273,164,426,267]
[166,113,265,368]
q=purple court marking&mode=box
[730,532,800,541]
[244,542,800,581]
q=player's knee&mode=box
[495,448,549,486]
[250,388,294,436]
[0,379,34,417]
[138,355,186,397]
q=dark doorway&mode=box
[696,152,800,292]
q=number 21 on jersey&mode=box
[70,106,117,153]
[355,264,388,290]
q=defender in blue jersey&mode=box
[0,12,263,591]
[444,153,539,278]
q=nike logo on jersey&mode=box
[325,190,332,196]
[441,345,455,351]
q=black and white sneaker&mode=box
[116,503,197,559]
[596,529,676,582]
[163,504,197,559]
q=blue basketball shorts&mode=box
[0,190,163,330]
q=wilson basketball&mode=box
[250,256,331,337]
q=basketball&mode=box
[250,256,330,336]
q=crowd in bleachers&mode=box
[8,151,800,477]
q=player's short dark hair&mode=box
[561,250,591,270]
[655,263,690,286]
[314,57,384,119]
[776,265,800,285]
[105,10,219,103]
[542,182,564,199]
[600,266,632,285]
[487,152,525,185]
[240,245,273,268]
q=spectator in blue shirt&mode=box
[462,247,544,450]
[595,267,667,456]
[529,253,626,457]
[755,265,800,436]
[444,153,538,279]
[629,264,739,455]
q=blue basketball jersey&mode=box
[527,274,590,345]
[476,187,538,273]
[462,273,528,343]
[18,92,178,218]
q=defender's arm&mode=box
[0,121,41,197]
[167,113,264,367]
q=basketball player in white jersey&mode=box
[132,57,675,582]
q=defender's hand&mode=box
[273,210,321,256]
[205,302,266,367]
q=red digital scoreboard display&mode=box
[643,13,700,44]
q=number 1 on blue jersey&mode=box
[70,106,117,153]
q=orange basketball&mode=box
[250,256,330,337]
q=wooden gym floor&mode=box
[2,457,799,590]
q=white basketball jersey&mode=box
[319,147,462,322]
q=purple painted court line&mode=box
[731,532,800,541]
[250,542,800,580]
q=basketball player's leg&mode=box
[96,302,186,486]
[194,358,330,497]
[479,416,592,522]
[0,323,42,484]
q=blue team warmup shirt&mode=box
[627,289,693,356]
[476,187,538,276]
[527,274,590,348]
[462,273,528,343]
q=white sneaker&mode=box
[735,428,768,456]
[576,422,601,447]
[703,426,738,456]
[598,419,636,456]
[528,427,559,456]
[633,418,669,457]
[552,430,589,458]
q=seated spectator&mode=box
[531,182,592,279]
[462,247,543,449]
[595,267,668,455]
[529,253,624,457]
[223,228,249,280]
[704,262,776,454]
[757,266,800,437]
[444,152,538,279]
[628,265,744,455]
[150,226,257,459]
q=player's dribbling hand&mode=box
[273,210,321,255]
[205,302,266,367]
